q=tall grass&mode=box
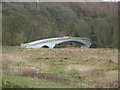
[2,64,80,87]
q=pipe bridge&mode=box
[21,37,91,48]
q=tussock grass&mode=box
[2,65,80,87]
[2,46,118,88]
[3,75,74,88]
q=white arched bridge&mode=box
[21,37,91,48]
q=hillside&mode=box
[2,2,118,48]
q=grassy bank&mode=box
[2,74,74,88]
[2,46,118,88]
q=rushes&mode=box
[2,64,79,87]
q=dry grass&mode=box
[2,46,118,88]
[64,64,92,73]
[2,64,80,87]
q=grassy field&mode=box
[2,46,118,88]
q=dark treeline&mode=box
[2,2,118,48]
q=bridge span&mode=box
[21,37,91,48]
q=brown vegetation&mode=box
[2,64,80,87]
[2,47,118,88]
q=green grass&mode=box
[2,74,75,88]
[2,46,118,88]
[3,60,25,67]
[2,46,25,52]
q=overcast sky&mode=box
[1,0,120,2]
[103,0,119,1]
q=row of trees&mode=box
[2,2,118,48]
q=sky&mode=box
[103,0,119,1]
[1,0,120,2]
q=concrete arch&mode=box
[53,40,86,48]
[21,37,91,48]
[41,45,50,48]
